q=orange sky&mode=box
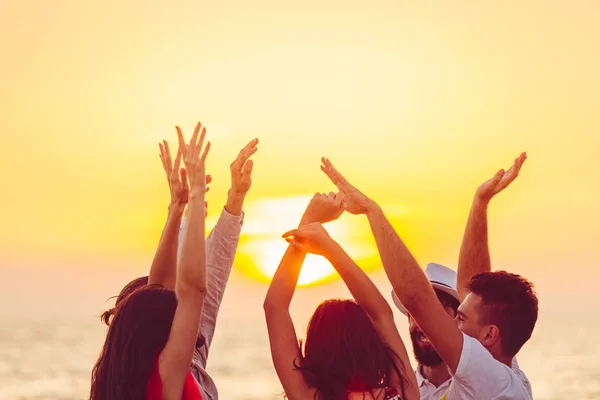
[1,1,599,318]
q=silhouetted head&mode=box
[90,284,177,400]
[101,276,149,325]
[409,289,460,366]
[296,299,407,400]
[457,271,538,358]
[101,276,205,348]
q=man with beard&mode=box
[392,263,460,400]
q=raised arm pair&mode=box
[264,192,419,400]
[319,153,527,374]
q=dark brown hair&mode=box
[101,276,149,325]
[100,275,205,348]
[296,299,408,400]
[468,271,538,357]
[90,284,177,400]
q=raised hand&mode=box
[282,222,336,256]
[159,140,188,207]
[230,138,258,196]
[476,152,527,203]
[225,138,258,215]
[321,158,374,215]
[176,122,211,197]
[301,192,345,225]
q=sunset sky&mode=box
[1,1,599,319]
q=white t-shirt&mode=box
[415,365,452,400]
[443,334,532,400]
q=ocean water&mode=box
[1,314,599,400]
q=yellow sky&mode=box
[1,1,599,315]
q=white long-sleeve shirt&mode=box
[178,207,243,400]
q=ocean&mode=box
[1,312,599,400]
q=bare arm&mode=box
[457,153,527,301]
[263,245,315,400]
[366,205,464,373]
[320,158,464,373]
[148,141,189,288]
[263,192,345,400]
[456,197,490,302]
[159,123,210,400]
[148,205,185,288]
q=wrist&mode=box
[225,189,246,216]
[299,213,315,227]
[188,189,206,203]
[364,199,380,216]
[168,202,186,215]
[473,194,491,209]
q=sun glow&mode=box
[236,196,377,286]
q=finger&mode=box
[194,124,207,159]
[242,159,254,176]
[240,138,259,154]
[232,144,258,171]
[158,143,168,172]
[176,127,187,158]
[327,192,335,201]
[179,167,188,184]
[206,174,213,185]
[282,229,299,238]
[190,122,201,157]
[173,145,182,174]
[200,141,211,163]
[285,237,309,251]
[321,158,347,187]
[334,192,345,207]
[163,140,172,171]
[514,152,527,172]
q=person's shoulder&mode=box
[453,334,508,381]
[511,357,533,398]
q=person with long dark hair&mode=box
[99,137,258,399]
[90,122,211,400]
[264,193,419,400]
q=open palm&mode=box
[477,152,527,202]
[159,140,188,206]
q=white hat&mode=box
[391,263,459,316]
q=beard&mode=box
[410,329,443,367]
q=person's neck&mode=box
[494,353,514,367]
[420,363,451,387]
[488,345,514,368]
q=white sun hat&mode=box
[391,263,459,316]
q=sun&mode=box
[243,237,337,286]
[233,196,377,287]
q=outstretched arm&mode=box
[148,141,189,289]
[188,138,258,359]
[320,158,464,373]
[284,223,419,400]
[159,122,210,399]
[457,153,527,301]
[263,192,345,400]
